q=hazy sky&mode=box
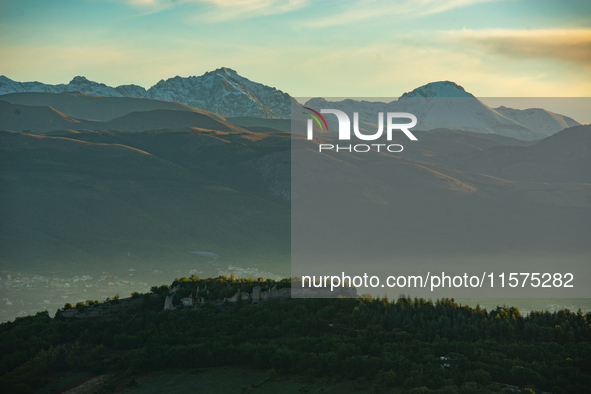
[1,0,590,98]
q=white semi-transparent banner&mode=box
[290,96,591,299]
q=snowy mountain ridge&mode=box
[0,72,581,140]
[400,81,474,98]
[304,82,580,141]
[0,68,292,118]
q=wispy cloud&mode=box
[445,28,591,70]
[298,0,504,29]
[420,0,499,15]
[124,0,501,22]
[123,0,309,19]
[198,0,308,21]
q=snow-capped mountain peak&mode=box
[144,67,291,118]
[66,75,124,96]
[401,81,474,98]
[304,81,580,141]
[210,67,238,76]
[69,76,89,83]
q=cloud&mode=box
[420,0,499,15]
[298,0,504,29]
[123,0,309,20]
[198,0,308,21]
[124,0,500,22]
[445,28,591,70]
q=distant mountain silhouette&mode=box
[1,73,581,140]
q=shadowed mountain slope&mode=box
[452,124,591,184]
[0,130,290,273]
[0,100,96,132]
[0,100,250,134]
[0,91,226,121]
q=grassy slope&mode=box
[0,130,290,273]
[1,91,227,122]
[3,125,590,275]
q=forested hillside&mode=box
[1,277,589,394]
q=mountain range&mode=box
[0,68,291,119]
[1,71,583,141]
[0,68,590,321]
[0,71,589,268]
[303,82,580,141]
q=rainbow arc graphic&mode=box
[304,107,328,132]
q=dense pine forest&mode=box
[1,276,590,394]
